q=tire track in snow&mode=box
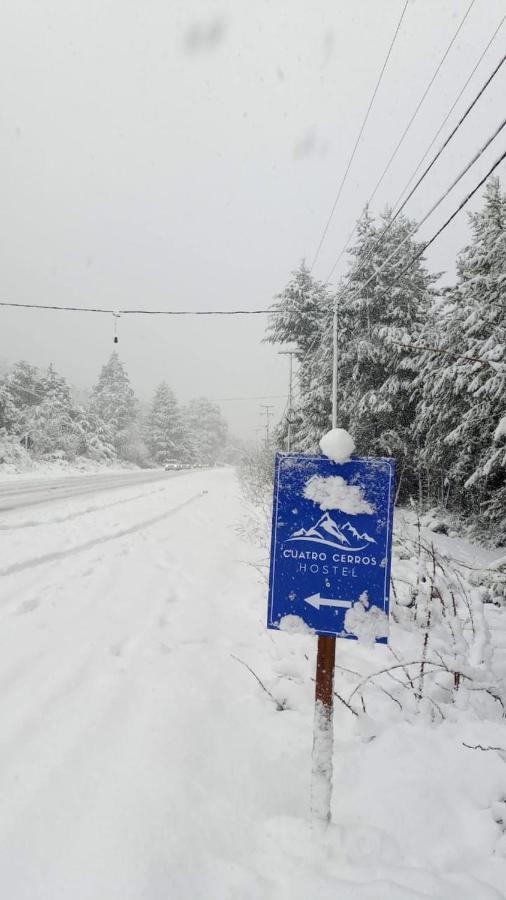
[0,484,171,532]
[0,491,206,578]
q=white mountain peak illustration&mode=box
[289,511,376,550]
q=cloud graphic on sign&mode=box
[303,475,375,515]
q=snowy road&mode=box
[0,467,293,899]
[0,467,185,512]
[1,468,505,899]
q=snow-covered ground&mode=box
[0,467,180,513]
[0,456,143,482]
[0,468,505,898]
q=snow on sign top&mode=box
[267,454,395,642]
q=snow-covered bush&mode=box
[337,527,503,727]
[237,442,276,557]
[0,429,33,472]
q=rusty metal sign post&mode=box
[267,302,395,823]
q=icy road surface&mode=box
[1,468,505,899]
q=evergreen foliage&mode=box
[266,181,505,543]
[21,364,80,459]
[184,397,228,465]
[146,382,188,464]
[90,352,138,458]
[413,177,506,538]
[265,261,331,450]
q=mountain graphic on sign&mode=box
[289,512,376,551]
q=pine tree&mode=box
[76,407,116,461]
[184,397,228,464]
[0,361,45,434]
[90,352,137,458]
[146,382,188,464]
[0,381,19,432]
[264,261,331,450]
[22,364,81,459]
[321,208,435,494]
[413,178,506,538]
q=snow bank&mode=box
[319,428,355,463]
[0,457,142,482]
[303,474,375,514]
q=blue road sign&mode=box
[267,454,395,642]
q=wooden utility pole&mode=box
[260,404,274,446]
[278,350,297,452]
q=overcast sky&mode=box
[1,0,505,440]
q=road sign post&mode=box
[267,452,395,822]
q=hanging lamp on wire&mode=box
[112,312,120,344]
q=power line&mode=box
[398,144,506,270]
[310,0,409,271]
[0,301,273,315]
[327,48,506,282]
[302,144,506,364]
[2,150,504,329]
[335,115,506,300]
[211,394,286,402]
[393,14,505,211]
[325,0,477,279]
[340,144,506,318]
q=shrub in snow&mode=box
[237,441,276,559]
[348,528,504,725]
[0,429,33,472]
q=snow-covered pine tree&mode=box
[76,407,116,462]
[146,382,188,465]
[264,261,332,450]
[184,397,228,465]
[90,352,138,458]
[0,361,45,435]
[21,364,81,459]
[323,207,436,495]
[413,177,506,539]
[0,381,19,432]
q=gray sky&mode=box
[1,0,505,440]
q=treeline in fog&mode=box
[0,352,228,469]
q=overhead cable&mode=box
[310,0,409,270]
[332,114,506,292]
[0,302,273,315]
[331,144,506,325]
[327,44,506,280]
[393,14,505,210]
[325,0,477,279]
[2,147,504,324]
[302,144,506,363]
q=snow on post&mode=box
[319,428,355,464]
[311,428,353,823]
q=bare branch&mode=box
[231,653,286,711]
[462,742,505,752]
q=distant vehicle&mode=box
[164,459,181,471]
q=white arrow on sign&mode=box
[304,594,352,611]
